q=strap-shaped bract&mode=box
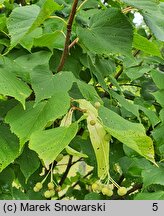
[77,99,110,179]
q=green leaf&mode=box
[77,81,102,103]
[0,38,9,47]
[0,167,15,186]
[49,49,82,76]
[121,0,164,41]
[135,191,164,200]
[0,67,32,108]
[65,146,88,158]
[152,124,164,146]
[7,5,40,48]
[119,156,152,176]
[12,188,29,200]
[110,91,140,120]
[20,28,43,51]
[89,55,116,77]
[16,145,40,182]
[88,55,115,92]
[142,166,164,187]
[143,3,164,41]
[125,65,151,81]
[0,15,6,31]
[121,0,158,12]
[5,92,70,147]
[151,69,164,90]
[14,51,52,72]
[159,109,164,122]
[139,106,160,127]
[1,51,51,84]
[0,56,29,83]
[159,144,164,160]
[0,99,18,118]
[0,194,13,200]
[77,8,133,56]
[78,0,99,10]
[29,123,78,168]
[30,65,75,103]
[133,97,160,127]
[34,31,65,50]
[133,33,161,57]
[7,0,62,49]
[153,90,164,107]
[43,16,66,33]
[0,124,19,172]
[71,136,97,168]
[29,0,62,32]
[99,106,156,164]
[85,192,103,200]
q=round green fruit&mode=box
[108,184,114,190]
[91,183,99,191]
[48,182,54,190]
[117,187,127,196]
[90,120,96,126]
[94,102,101,109]
[101,187,113,196]
[0,4,4,10]
[56,186,62,192]
[44,190,51,199]
[35,182,43,190]
[33,186,40,192]
[49,190,55,197]
[106,190,113,197]
[101,187,108,195]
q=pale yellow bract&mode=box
[76,99,110,180]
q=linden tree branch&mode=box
[57,0,79,72]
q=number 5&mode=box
[152,203,158,211]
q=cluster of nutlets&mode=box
[91,182,127,197]
[33,154,64,198]
[33,181,61,198]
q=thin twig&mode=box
[117,175,125,185]
[57,0,79,72]
[68,37,79,49]
[109,66,123,88]
[113,183,143,200]
[71,105,86,113]
[127,184,143,195]
[71,157,83,166]
[59,155,73,186]
[58,170,93,200]
[122,6,135,14]
[57,157,83,166]
[72,170,93,188]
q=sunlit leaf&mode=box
[99,106,156,164]
[29,123,78,168]
[0,124,19,172]
[5,92,70,147]
[77,8,133,56]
